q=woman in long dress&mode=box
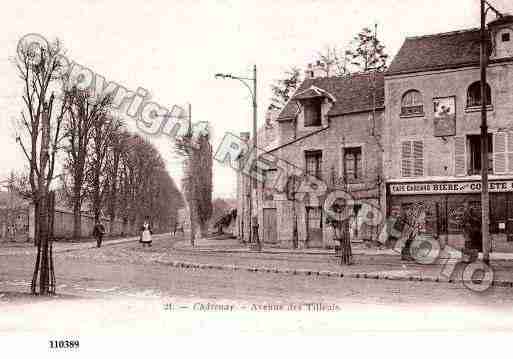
[140,219,153,247]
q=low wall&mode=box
[29,205,127,240]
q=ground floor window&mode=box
[389,193,513,237]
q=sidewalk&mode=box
[0,234,169,256]
[163,236,513,287]
[172,236,513,260]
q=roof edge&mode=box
[404,27,481,41]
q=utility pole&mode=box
[480,0,503,265]
[480,0,491,265]
[252,65,261,251]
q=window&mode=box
[467,81,491,108]
[401,140,423,177]
[401,90,423,116]
[343,147,363,182]
[468,134,493,175]
[303,98,322,127]
[502,32,511,42]
[305,150,322,179]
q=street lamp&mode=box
[215,65,261,251]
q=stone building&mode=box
[0,191,29,240]
[236,65,386,248]
[383,15,513,251]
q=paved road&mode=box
[2,235,513,334]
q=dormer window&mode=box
[303,98,322,127]
[467,81,491,108]
[401,90,423,116]
[502,33,511,42]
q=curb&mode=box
[158,259,513,288]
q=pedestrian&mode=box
[140,217,153,247]
[93,220,106,248]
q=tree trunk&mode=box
[339,220,353,265]
[292,200,298,249]
[33,199,40,247]
[31,106,55,295]
[199,220,208,238]
[93,164,101,223]
[189,206,196,247]
[73,200,81,240]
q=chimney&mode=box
[304,62,326,79]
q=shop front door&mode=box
[263,208,277,244]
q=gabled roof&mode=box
[293,85,337,102]
[386,28,491,76]
[277,72,384,121]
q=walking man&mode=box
[93,220,106,248]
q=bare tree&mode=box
[62,87,112,240]
[316,46,349,77]
[86,116,123,223]
[104,127,129,233]
[14,38,67,295]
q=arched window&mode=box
[467,81,491,108]
[401,90,423,116]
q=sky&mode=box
[0,0,512,198]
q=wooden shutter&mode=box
[401,141,412,177]
[454,136,467,176]
[413,141,424,177]
[507,132,513,173]
[494,132,507,174]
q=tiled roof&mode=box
[386,28,491,76]
[277,72,385,121]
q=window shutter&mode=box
[401,141,412,177]
[454,136,467,176]
[507,132,513,173]
[494,132,507,174]
[413,141,424,177]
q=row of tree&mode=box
[14,38,183,294]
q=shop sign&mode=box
[390,179,513,195]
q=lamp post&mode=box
[480,0,503,265]
[215,65,261,250]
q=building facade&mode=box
[383,15,513,251]
[237,68,386,248]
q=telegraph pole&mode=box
[480,0,491,265]
[252,65,261,251]
[480,0,503,265]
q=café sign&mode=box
[389,179,513,195]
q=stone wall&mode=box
[28,204,127,240]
